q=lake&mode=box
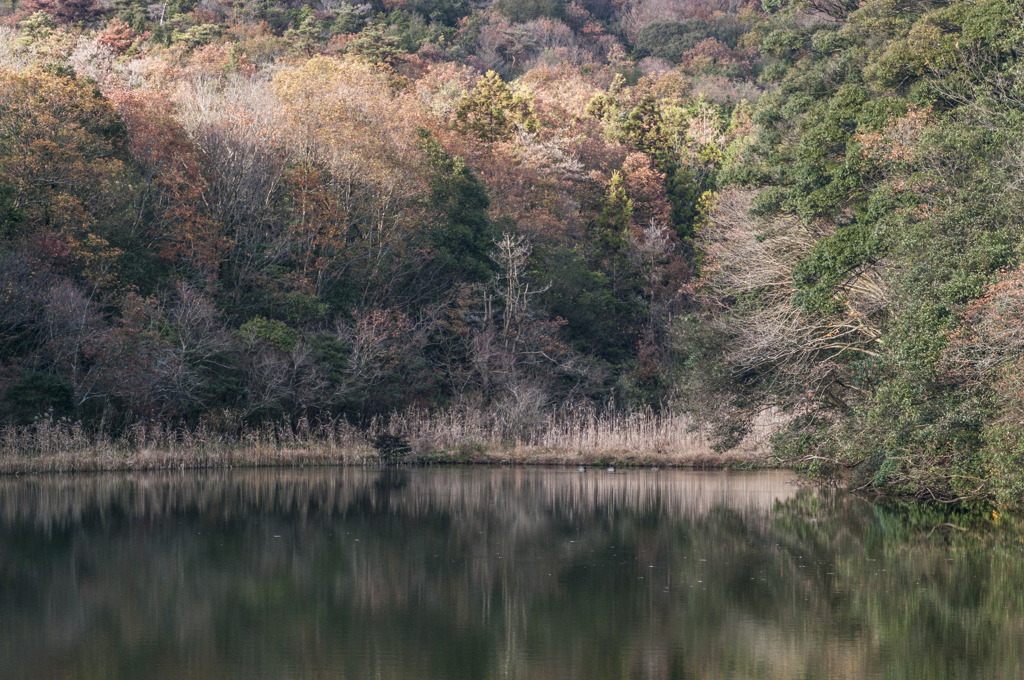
[0,467,1021,679]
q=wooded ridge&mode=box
[1,0,1023,504]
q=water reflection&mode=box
[0,468,1020,680]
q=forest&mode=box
[1,0,1024,503]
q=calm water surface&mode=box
[0,467,1022,679]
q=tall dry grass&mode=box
[378,403,782,466]
[0,405,784,474]
[0,416,376,474]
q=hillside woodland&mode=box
[2,0,1024,502]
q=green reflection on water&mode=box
[0,468,1021,680]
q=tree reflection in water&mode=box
[0,468,1021,679]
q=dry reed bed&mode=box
[0,419,377,474]
[0,406,781,474]
[384,405,780,466]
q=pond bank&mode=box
[0,446,772,475]
[0,435,772,474]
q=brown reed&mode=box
[379,403,781,466]
[0,405,782,474]
[0,415,377,474]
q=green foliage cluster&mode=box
[418,130,496,283]
[672,0,1024,505]
[455,71,538,142]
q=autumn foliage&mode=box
[0,0,771,434]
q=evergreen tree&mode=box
[284,7,327,56]
[623,95,670,169]
[419,130,495,283]
[665,166,700,240]
[592,171,632,293]
[346,26,405,65]
[455,71,538,142]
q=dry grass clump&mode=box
[378,403,781,466]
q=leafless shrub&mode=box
[69,36,119,88]
[515,129,588,181]
[701,188,815,298]
[42,286,206,419]
[475,21,512,74]
[233,332,331,419]
[493,381,550,438]
[629,218,677,325]
[174,76,288,232]
[415,62,478,121]
[619,0,694,43]
[330,308,428,405]
[945,266,1024,387]
[0,252,60,357]
[696,188,890,414]
[639,56,674,76]
[41,280,106,398]
[690,74,764,104]
[172,76,290,295]
[0,26,33,70]
[166,283,232,363]
[520,18,578,52]
[155,282,233,412]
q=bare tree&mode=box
[629,218,673,327]
[490,232,545,338]
[146,3,166,23]
[686,188,892,436]
[173,77,290,304]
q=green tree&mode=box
[666,168,700,240]
[620,96,703,239]
[284,6,328,56]
[455,71,538,142]
[407,0,469,26]
[623,95,671,169]
[592,171,632,293]
[419,130,495,283]
[1,370,74,425]
[346,25,405,65]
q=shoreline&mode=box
[0,445,775,476]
